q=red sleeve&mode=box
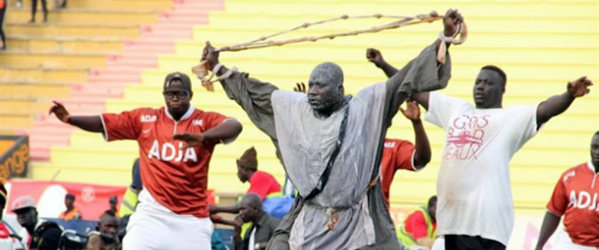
[547,174,568,216]
[101,109,143,141]
[247,172,272,200]
[203,112,229,130]
[394,140,416,171]
[405,210,429,239]
[0,223,11,239]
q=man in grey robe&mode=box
[201,9,463,249]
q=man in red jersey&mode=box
[535,131,599,250]
[49,72,243,249]
[379,99,431,208]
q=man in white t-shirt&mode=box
[368,53,594,249]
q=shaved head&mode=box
[307,62,346,116]
[309,62,344,88]
[241,193,262,210]
[239,193,263,223]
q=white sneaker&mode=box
[15,1,22,8]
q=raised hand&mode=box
[399,100,421,122]
[173,133,205,148]
[567,76,593,98]
[201,41,220,71]
[49,101,70,123]
[294,82,306,93]
[443,9,464,37]
[366,48,385,67]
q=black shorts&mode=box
[445,235,506,250]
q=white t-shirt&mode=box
[425,92,539,246]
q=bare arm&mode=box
[209,204,240,214]
[49,101,104,132]
[203,119,243,142]
[536,76,593,129]
[535,211,561,250]
[366,48,399,78]
[173,119,242,147]
[399,101,431,169]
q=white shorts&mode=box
[122,190,213,250]
[553,229,597,250]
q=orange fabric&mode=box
[59,207,81,220]
[380,139,416,207]
[0,140,14,155]
[547,163,599,248]
[102,107,228,218]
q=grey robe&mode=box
[217,40,451,249]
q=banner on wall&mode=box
[0,135,29,179]
[4,180,127,219]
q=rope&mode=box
[191,11,467,91]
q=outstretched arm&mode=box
[173,119,243,147]
[366,48,399,78]
[399,100,431,169]
[535,211,561,250]
[202,42,280,141]
[536,76,593,129]
[49,101,104,133]
[369,10,462,112]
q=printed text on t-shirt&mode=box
[444,114,490,160]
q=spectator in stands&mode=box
[59,193,82,220]
[119,158,142,217]
[535,131,599,250]
[109,195,118,214]
[88,210,121,250]
[0,0,6,50]
[237,147,282,200]
[234,194,280,250]
[210,147,291,221]
[370,52,593,249]
[30,0,48,23]
[397,196,438,249]
[12,195,62,250]
[202,9,462,249]
[49,71,243,249]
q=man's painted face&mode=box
[16,208,37,228]
[307,62,345,113]
[473,69,505,109]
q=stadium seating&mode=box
[1,0,597,210]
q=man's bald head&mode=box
[309,62,344,88]
[239,193,264,223]
[241,193,262,210]
[307,62,346,116]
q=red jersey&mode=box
[247,170,281,200]
[404,209,437,239]
[101,106,229,218]
[380,138,417,207]
[547,162,599,248]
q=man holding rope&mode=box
[201,9,463,249]
[368,50,593,249]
